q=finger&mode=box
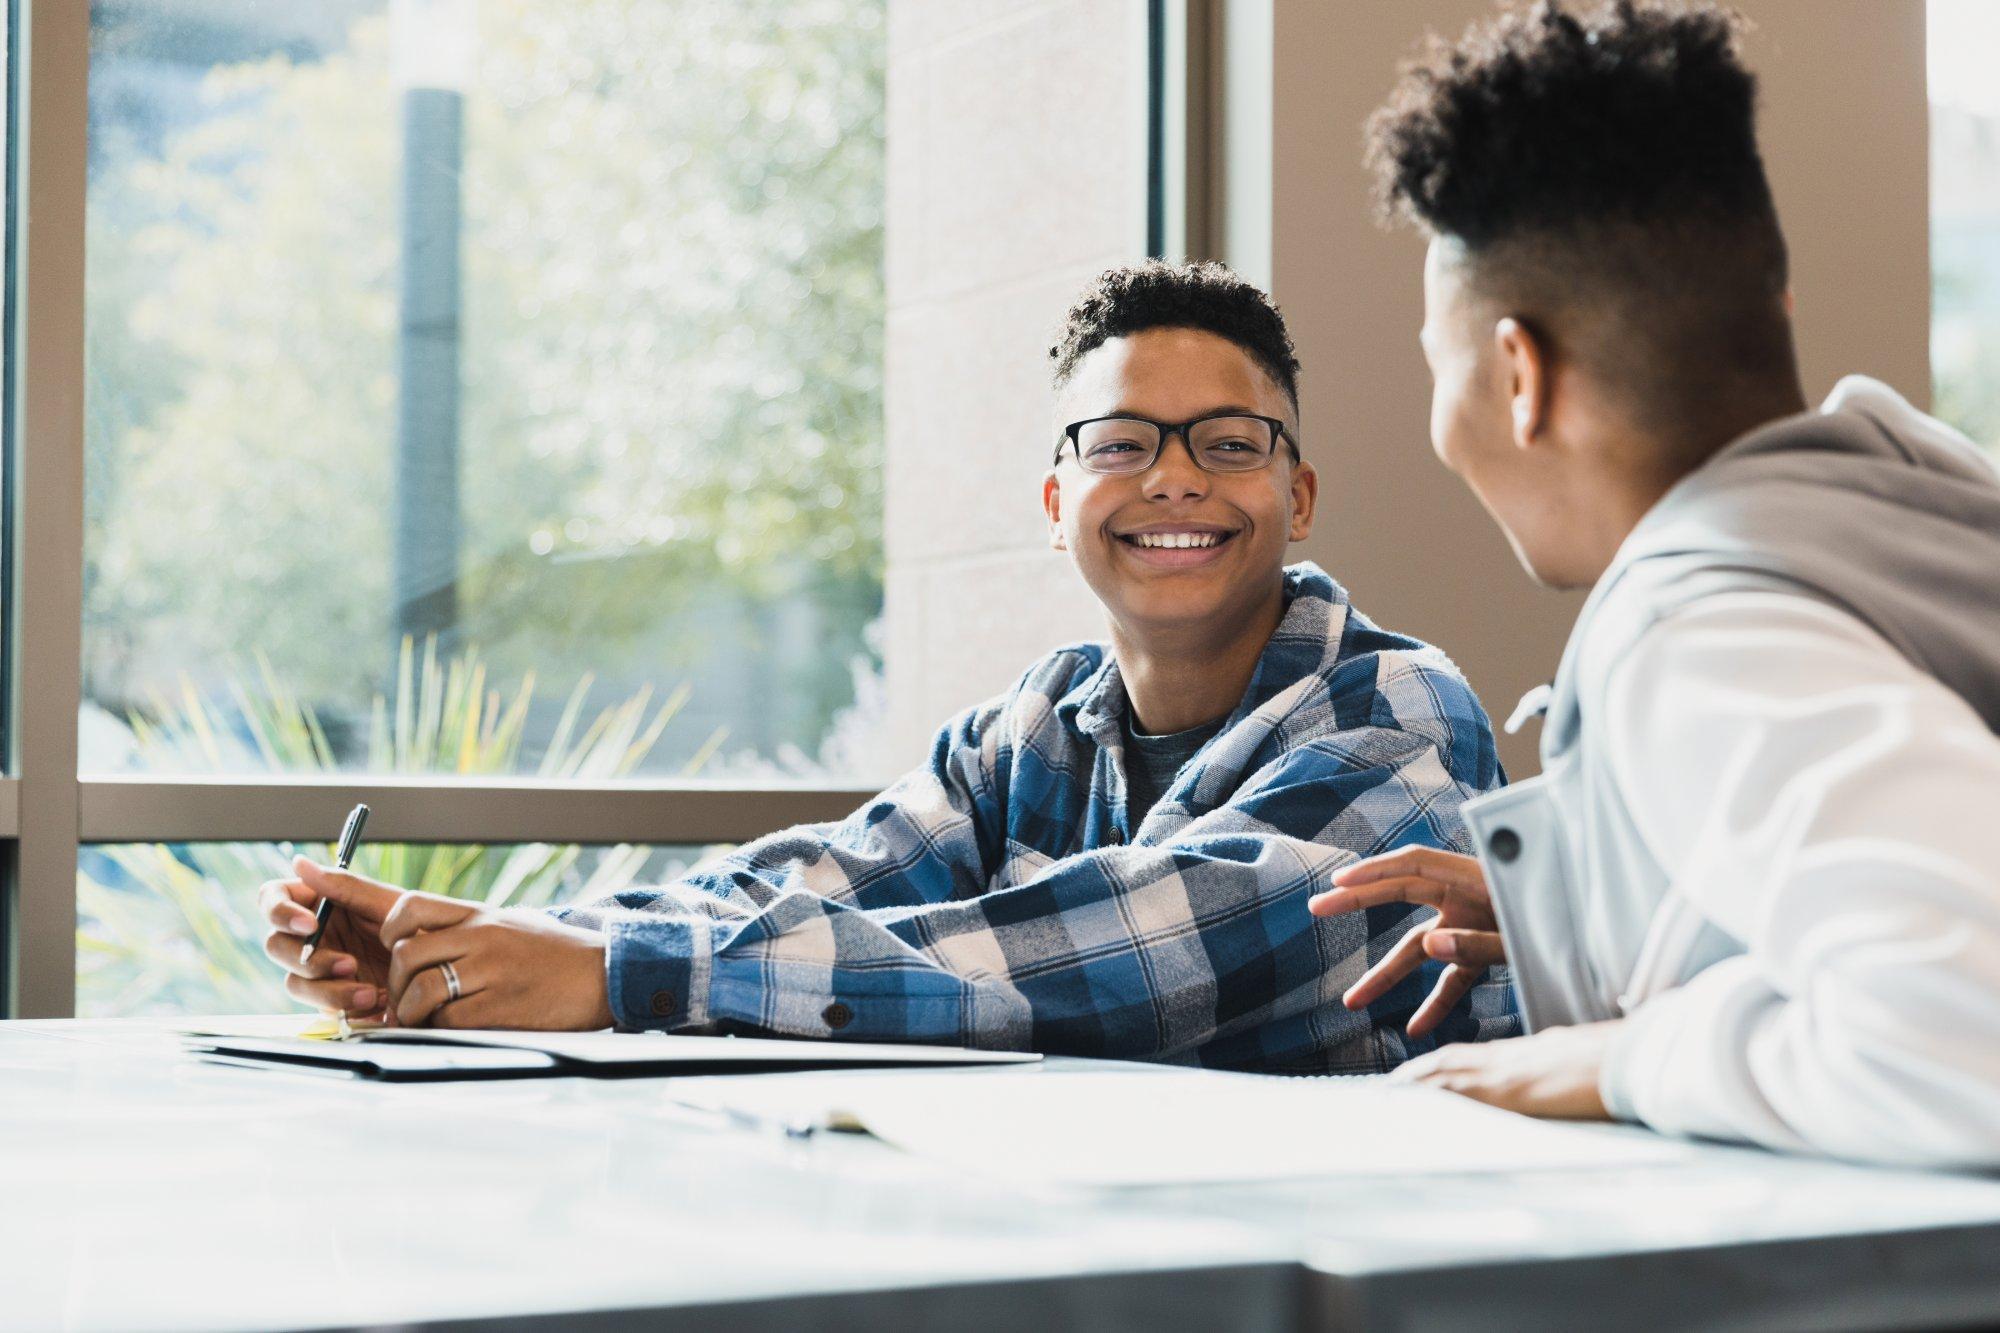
[1342,918,1435,1010]
[1310,876,1453,916]
[1424,929,1507,968]
[379,891,478,949]
[285,973,380,1016]
[1407,963,1483,1038]
[258,878,321,935]
[394,965,458,1029]
[294,857,403,925]
[263,928,359,981]
[428,990,490,1030]
[386,928,474,1009]
[1386,1047,1446,1084]
[1333,846,1485,891]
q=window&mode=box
[1929,0,2000,454]
[4,0,1156,1018]
[84,0,889,783]
[79,841,710,1017]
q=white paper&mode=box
[669,1067,1691,1185]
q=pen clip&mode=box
[335,803,370,870]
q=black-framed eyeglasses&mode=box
[1054,412,1299,475]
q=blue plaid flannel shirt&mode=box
[553,563,1520,1072]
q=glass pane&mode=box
[82,1,888,781]
[78,840,714,1017]
[1931,0,2000,456]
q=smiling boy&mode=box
[260,261,1517,1071]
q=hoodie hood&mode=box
[1546,375,2000,757]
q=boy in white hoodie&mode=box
[1309,0,2000,1165]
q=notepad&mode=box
[183,1028,1042,1082]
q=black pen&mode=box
[299,803,369,967]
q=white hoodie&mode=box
[1466,378,2000,1166]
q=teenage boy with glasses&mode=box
[258,261,1519,1072]
[1311,0,2000,1164]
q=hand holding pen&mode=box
[256,804,397,1019]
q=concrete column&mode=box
[882,1,1150,766]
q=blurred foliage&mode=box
[1930,102,2000,457]
[77,639,716,1017]
[83,0,886,767]
[1934,255,2000,454]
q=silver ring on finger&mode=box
[438,959,463,1004]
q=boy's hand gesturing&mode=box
[1308,847,1505,1037]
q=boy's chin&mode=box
[1106,578,1242,630]
[1510,536,1590,592]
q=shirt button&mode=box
[823,1002,853,1030]
[1489,828,1523,864]
[649,991,677,1018]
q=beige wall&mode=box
[881,0,1931,777]
[1264,0,1929,777]
[882,0,1148,765]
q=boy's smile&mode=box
[1113,520,1241,568]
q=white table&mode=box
[5,1019,2000,1331]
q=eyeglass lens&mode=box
[1073,416,1279,474]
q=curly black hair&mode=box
[1366,0,1777,255]
[1366,1,1797,430]
[1050,260,1301,409]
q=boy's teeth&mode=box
[1136,532,1220,548]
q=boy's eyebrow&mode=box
[1097,403,1268,420]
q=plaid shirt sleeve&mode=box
[554,656,1511,1068]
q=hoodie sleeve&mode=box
[1597,591,2000,1167]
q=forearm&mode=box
[1603,596,2000,1164]
[603,834,1380,1058]
[1604,916,2000,1166]
[603,909,1034,1044]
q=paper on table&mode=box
[668,1067,1691,1185]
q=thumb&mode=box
[294,855,402,924]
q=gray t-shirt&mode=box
[1122,712,1226,828]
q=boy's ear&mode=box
[1495,316,1550,451]
[1042,471,1067,550]
[1287,458,1318,542]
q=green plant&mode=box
[76,639,721,1017]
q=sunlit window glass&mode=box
[83,0,888,782]
[1930,0,2000,455]
[77,841,712,1017]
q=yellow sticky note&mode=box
[298,1014,346,1041]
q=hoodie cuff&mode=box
[1599,1012,1649,1123]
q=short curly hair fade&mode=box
[1049,260,1302,410]
[1366,1,1797,428]
[1366,0,1778,255]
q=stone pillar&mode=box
[882,1,1149,766]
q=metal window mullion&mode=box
[77,780,879,847]
[7,0,88,1018]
